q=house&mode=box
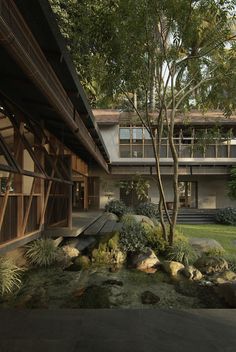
[92,109,236,210]
[0,0,109,253]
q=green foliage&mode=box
[145,226,168,255]
[0,257,23,296]
[73,256,90,270]
[167,241,198,265]
[136,202,159,219]
[216,207,236,225]
[119,222,148,253]
[223,254,236,272]
[25,239,59,267]
[104,199,127,218]
[205,247,226,258]
[120,175,150,201]
[120,213,137,226]
[228,167,236,200]
[91,233,125,265]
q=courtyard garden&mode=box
[1,200,236,309]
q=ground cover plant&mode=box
[0,256,23,296]
[104,199,127,219]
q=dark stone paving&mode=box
[0,309,235,352]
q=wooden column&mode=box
[67,155,73,228]
[83,176,88,211]
[14,121,24,237]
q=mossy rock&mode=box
[107,232,120,250]
[68,256,90,271]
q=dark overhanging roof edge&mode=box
[30,0,110,162]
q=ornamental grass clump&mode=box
[119,222,148,253]
[0,256,23,296]
[167,240,198,266]
[25,239,59,267]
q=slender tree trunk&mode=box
[168,69,179,245]
[134,90,138,109]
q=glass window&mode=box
[144,145,154,158]
[132,128,143,144]
[120,128,130,144]
[230,145,236,158]
[120,145,131,158]
[180,145,191,158]
[132,145,143,157]
[217,145,228,158]
[144,129,152,144]
[205,145,216,158]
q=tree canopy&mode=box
[50,0,236,113]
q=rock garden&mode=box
[1,200,236,309]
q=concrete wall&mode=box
[100,125,119,161]
[96,125,236,209]
[90,168,236,209]
[197,176,236,209]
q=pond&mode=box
[0,264,226,309]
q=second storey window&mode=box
[119,126,236,159]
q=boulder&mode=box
[216,282,236,307]
[141,291,160,304]
[130,248,160,272]
[194,255,228,275]
[52,236,63,247]
[162,261,185,277]
[70,256,90,270]
[56,249,73,269]
[62,245,80,259]
[210,270,236,284]
[130,215,155,228]
[189,238,224,255]
[107,213,119,221]
[181,265,203,281]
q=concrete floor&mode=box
[0,309,235,352]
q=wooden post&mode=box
[14,121,24,237]
[84,176,88,211]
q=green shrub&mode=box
[25,239,59,267]
[216,207,236,225]
[145,226,168,255]
[104,199,127,218]
[224,254,236,272]
[121,213,137,225]
[0,256,23,296]
[135,202,159,219]
[119,222,148,253]
[167,240,198,265]
[205,247,226,257]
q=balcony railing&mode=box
[120,138,236,159]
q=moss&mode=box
[91,233,125,265]
[107,232,120,250]
[73,256,90,270]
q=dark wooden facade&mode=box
[0,0,109,252]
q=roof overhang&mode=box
[0,0,109,172]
